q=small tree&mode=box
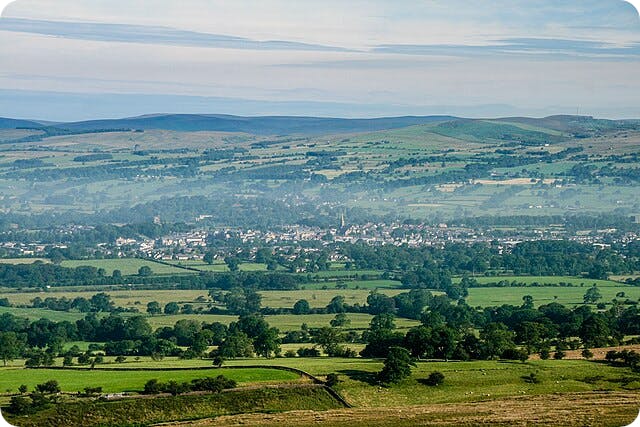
[554,350,566,360]
[378,347,416,385]
[330,313,351,328]
[0,332,23,366]
[147,301,162,316]
[213,355,224,367]
[539,348,550,360]
[138,265,153,276]
[582,348,594,360]
[203,251,215,265]
[583,286,602,304]
[18,385,28,394]
[326,373,340,388]
[293,299,311,315]
[35,380,60,395]
[224,256,240,272]
[164,302,180,315]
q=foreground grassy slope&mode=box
[5,386,343,427]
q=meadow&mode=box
[466,285,640,308]
[2,357,639,409]
[60,259,193,276]
[0,367,300,394]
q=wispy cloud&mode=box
[0,18,352,52]
[374,38,640,60]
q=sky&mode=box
[0,0,639,121]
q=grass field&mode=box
[60,259,195,276]
[3,357,638,409]
[0,258,49,265]
[260,289,404,309]
[457,275,625,287]
[5,386,343,427]
[467,285,640,308]
[145,313,420,331]
[0,367,300,394]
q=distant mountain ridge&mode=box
[0,114,457,135]
[0,113,637,136]
[0,117,47,129]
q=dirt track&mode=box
[161,391,640,427]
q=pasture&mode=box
[60,259,194,276]
[467,285,640,308]
[0,367,300,394]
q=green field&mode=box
[0,258,50,265]
[6,386,342,427]
[221,358,640,407]
[145,313,420,331]
[3,358,638,409]
[457,275,625,287]
[467,285,640,308]
[60,259,194,276]
[0,367,300,394]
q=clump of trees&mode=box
[8,380,61,415]
[143,375,236,395]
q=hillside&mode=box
[47,114,458,135]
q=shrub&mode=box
[143,379,163,395]
[522,373,541,384]
[326,373,340,388]
[297,347,321,357]
[581,348,594,359]
[554,350,566,360]
[424,371,445,386]
[35,380,60,395]
[8,396,32,415]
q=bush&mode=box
[522,373,541,384]
[539,348,550,360]
[553,350,566,360]
[424,371,445,386]
[502,348,529,362]
[297,347,321,357]
[143,379,163,395]
[581,348,594,359]
[8,396,32,415]
[325,373,340,388]
[284,350,297,358]
[143,376,237,395]
[35,380,60,394]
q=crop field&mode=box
[0,367,300,394]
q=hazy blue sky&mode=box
[1,0,639,121]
